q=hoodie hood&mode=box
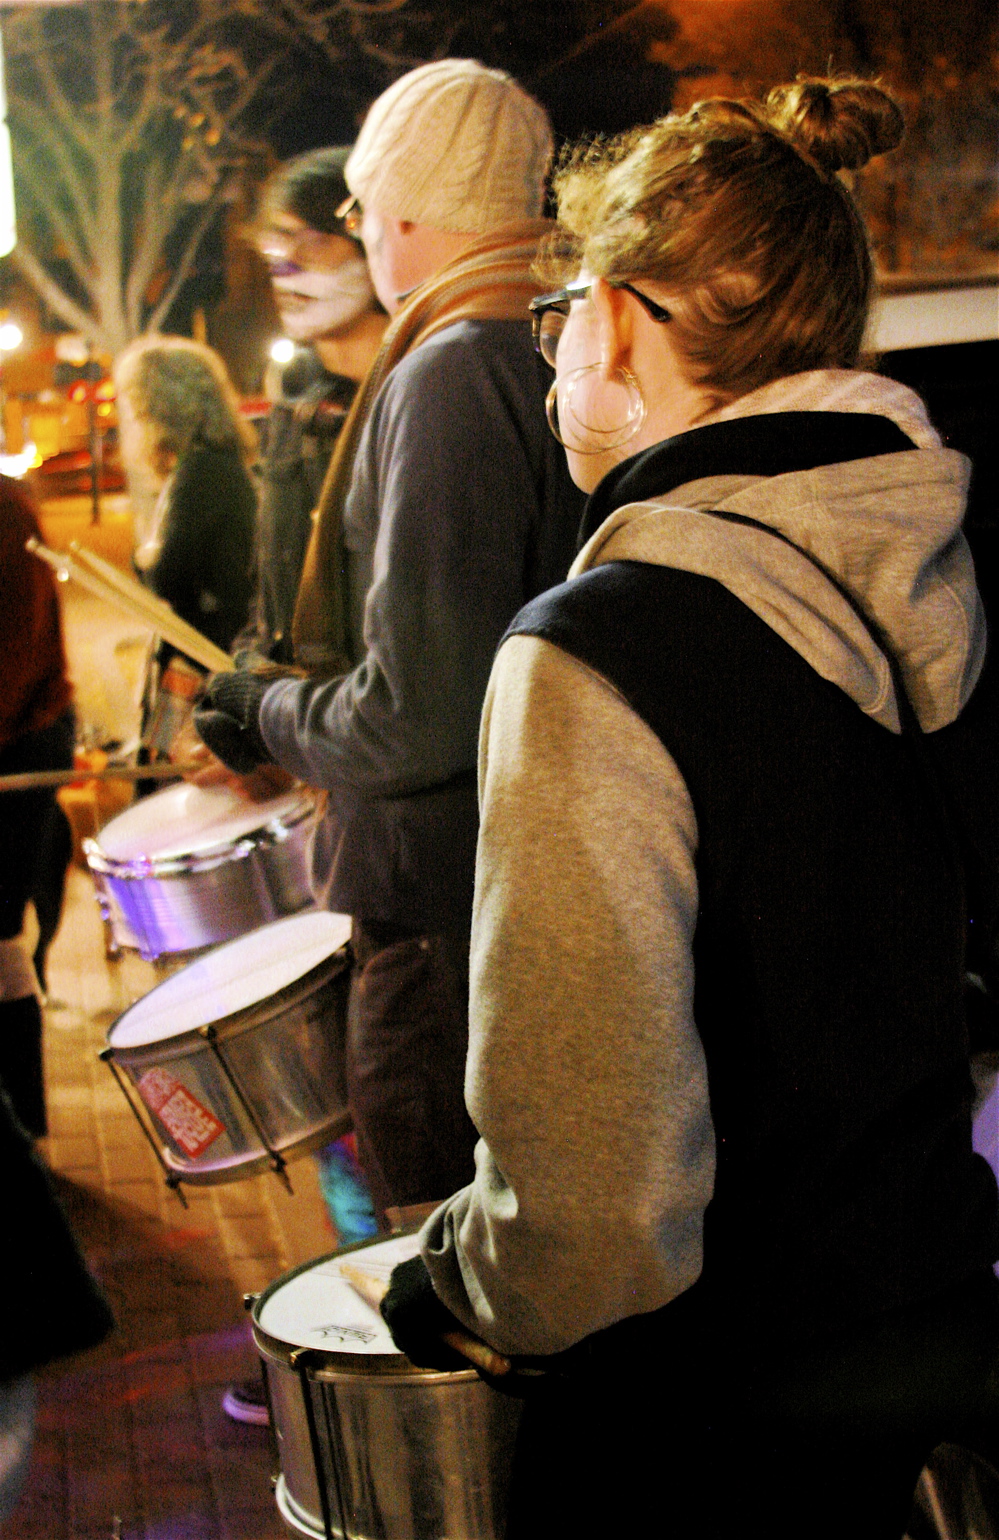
[572,371,983,733]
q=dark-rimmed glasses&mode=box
[529,280,672,368]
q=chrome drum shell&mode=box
[84,783,316,960]
[103,912,352,1185]
[253,1242,522,1540]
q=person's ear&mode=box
[591,278,633,377]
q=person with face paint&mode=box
[239,147,387,666]
[186,153,387,1427]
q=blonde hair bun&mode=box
[766,76,904,176]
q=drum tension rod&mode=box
[198,1025,295,1194]
[290,1349,338,1540]
[98,1049,190,1208]
[258,1357,281,1471]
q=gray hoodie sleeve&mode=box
[420,635,716,1357]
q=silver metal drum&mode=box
[84,781,316,959]
[252,1235,522,1540]
[102,910,353,1189]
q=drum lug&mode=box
[243,1292,260,1311]
[291,1347,343,1540]
[99,1047,189,1207]
[166,1171,190,1209]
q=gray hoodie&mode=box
[420,370,987,1358]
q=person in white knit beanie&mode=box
[341,57,554,312]
[196,57,583,1230]
[346,58,553,235]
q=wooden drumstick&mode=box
[0,762,202,793]
[26,537,235,675]
[338,1260,511,1377]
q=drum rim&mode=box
[252,1235,479,1382]
[105,935,350,1059]
[157,1113,353,1183]
[83,788,315,879]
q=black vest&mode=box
[510,418,999,1345]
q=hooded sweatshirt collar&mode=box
[578,412,917,548]
[571,371,983,734]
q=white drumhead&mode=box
[96,781,310,861]
[108,910,352,1048]
[258,1234,424,1355]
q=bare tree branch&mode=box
[10,97,94,235]
[7,114,95,284]
[2,0,286,352]
[11,243,105,348]
[144,183,228,336]
[11,15,98,159]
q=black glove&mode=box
[381,1255,470,1371]
[193,669,274,774]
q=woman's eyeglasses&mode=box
[529,280,672,368]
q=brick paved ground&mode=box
[9,866,337,1540]
[6,515,337,1539]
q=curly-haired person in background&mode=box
[380,78,999,1539]
[114,336,257,758]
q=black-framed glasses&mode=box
[335,193,362,237]
[529,280,672,368]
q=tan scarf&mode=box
[292,217,553,671]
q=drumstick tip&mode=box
[338,1261,389,1312]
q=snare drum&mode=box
[102,910,353,1187]
[84,781,315,959]
[253,1234,521,1540]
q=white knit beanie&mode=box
[345,59,554,235]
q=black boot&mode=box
[32,800,72,997]
[0,995,47,1137]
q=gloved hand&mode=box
[193,669,274,775]
[380,1255,472,1372]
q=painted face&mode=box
[259,215,375,341]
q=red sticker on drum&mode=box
[137,1067,226,1158]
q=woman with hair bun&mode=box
[379,78,999,1536]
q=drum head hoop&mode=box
[256,1234,423,1360]
[107,910,351,1048]
[95,782,310,862]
